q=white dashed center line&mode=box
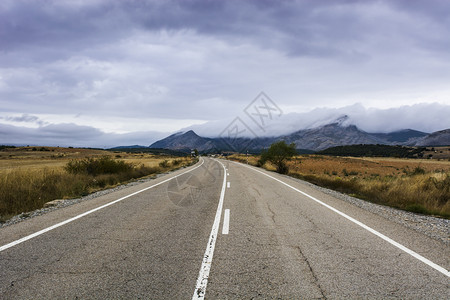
[222,209,230,235]
[192,159,227,299]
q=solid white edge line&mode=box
[192,158,227,299]
[0,158,205,253]
[222,209,230,235]
[231,160,450,278]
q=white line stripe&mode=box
[0,159,205,253]
[192,159,227,299]
[227,181,230,188]
[233,161,450,278]
[222,209,230,235]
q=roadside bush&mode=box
[259,141,297,174]
[411,166,426,175]
[159,160,170,168]
[65,156,133,176]
[172,159,182,166]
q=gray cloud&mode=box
[0,0,449,146]
[0,122,167,148]
[3,114,43,124]
[4,0,447,60]
[3,0,449,60]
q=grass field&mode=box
[0,147,195,222]
[228,154,450,218]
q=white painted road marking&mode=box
[234,161,450,278]
[0,159,206,253]
[222,209,230,235]
[192,159,227,299]
[227,182,230,188]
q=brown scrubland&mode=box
[229,154,450,218]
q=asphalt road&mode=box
[0,157,448,299]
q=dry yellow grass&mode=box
[0,147,110,172]
[0,147,195,222]
[228,154,450,218]
[0,147,190,174]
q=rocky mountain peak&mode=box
[332,114,351,126]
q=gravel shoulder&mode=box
[279,171,449,246]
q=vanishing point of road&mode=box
[1,157,448,298]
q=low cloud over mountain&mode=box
[150,116,448,152]
[183,103,450,138]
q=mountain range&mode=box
[149,116,450,153]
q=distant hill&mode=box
[371,129,428,143]
[414,129,450,146]
[149,130,217,152]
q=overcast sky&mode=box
[1,0,450,147]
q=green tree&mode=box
[259,141,297,174]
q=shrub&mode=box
[159,160,170,168]
[172,159,182,166]
[259,141,297,174]
[412,166,426,175]
[65,156,133,176]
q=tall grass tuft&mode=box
[159,160,170,168]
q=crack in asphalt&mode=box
[292,245,327,299]
[266,202,276,224]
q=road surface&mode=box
[0,157,448,299]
